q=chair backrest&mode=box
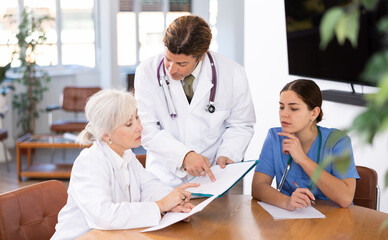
[62,87,101,112]
[0,180,68,240]
[354,166,379,210]
[136,154,146,168]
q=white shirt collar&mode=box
[191,59,203,79]
[97,140,132,169]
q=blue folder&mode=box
[187,160,259,198]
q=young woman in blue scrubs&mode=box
[252,79,359,211]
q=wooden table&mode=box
[78,195,388,240]
[16,134,90,181]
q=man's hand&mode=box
[216,156,234,169]
[183,151,216,181]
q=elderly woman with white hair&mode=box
[52,89,198,240]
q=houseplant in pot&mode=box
[8,9,52,135]
[0,62,13,124]
[319,0,388,228]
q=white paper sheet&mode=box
[258,201,325,219]
[186,160,257,196]
[141,196,217,232]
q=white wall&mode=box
[216,0,244,65]
[244,0,388,213]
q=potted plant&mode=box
[319,0,388,228]
[7,9,52,135]
[0,63,15,117]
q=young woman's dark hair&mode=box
[281,79,323,123]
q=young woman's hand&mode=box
[286,187,315,211]
[278,132,306,164]
[156,182,199,213]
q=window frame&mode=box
[4,0,99,73]
[118,0,191,70]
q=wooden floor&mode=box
[0,147,243,194]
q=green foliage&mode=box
[333,151,352,174]
[311,129,351,184]
[320,4,360,49]
[386,171,388,191]
[311,147,351,184]
[320,7,343,49]
[377,16,388,33]
[361,50,388,84]
[380,218,388,231]
[351,93,388,143]
[335,8,359,47]
[361,0,380,10]
[319,0,388,180]
[0,63,11,84]
[8,9,52,134]
[319,0,388,230]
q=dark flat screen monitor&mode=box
[284,0,386,87]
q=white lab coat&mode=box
[135,51,256,187]
[51,141,172,240]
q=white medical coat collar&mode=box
[96,140,132,170]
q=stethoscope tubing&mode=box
[277,126,322,192]
[157,52,217,118]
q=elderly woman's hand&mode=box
[156,182,199,213]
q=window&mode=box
[117,0,191,66]
[0,0,96,68]
[0,1,17,67]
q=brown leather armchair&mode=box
[354,166,380,210]
[0,180,67,240]
[46,87,101,133]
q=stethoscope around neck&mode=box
[277,126,322,192]
[156,52,217,118]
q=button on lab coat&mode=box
[135,51,256,187]
[51,141,172,240]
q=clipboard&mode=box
[186,160,259,197]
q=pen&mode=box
[293,182,315,205]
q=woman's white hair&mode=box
[77,89,136,145]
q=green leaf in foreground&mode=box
[380,218,388,231]
[320,7,343,50]
[361,0,379,10]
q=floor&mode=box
[0,147,243,195]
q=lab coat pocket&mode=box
[207,110,229,139]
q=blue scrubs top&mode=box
[255,126,360,201]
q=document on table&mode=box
[141,195,217,232]
[258,201,325,219]
[186,160,258,197]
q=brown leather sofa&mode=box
[0,180,67,240]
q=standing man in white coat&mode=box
[135,15,256,188]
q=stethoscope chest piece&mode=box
[206,104,215,113]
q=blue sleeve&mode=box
[327,134,360,180]
[255,130,276,178]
